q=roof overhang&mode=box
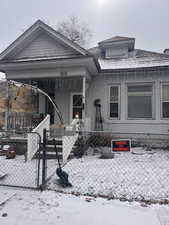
[98,65,169,75]
[0,56,98,78]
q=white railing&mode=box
[66,117,91,132]
[62,118,81,164]
[62,133,78,164]
[31,114,50,142]
[27,114,50,161]
[66,118,81,132]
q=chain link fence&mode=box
[0,131,41,189]
[47,131,169,203]
[2,127,169,203]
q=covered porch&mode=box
[0,20,98,132]
[18,74,91,131]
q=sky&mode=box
[0,0,169,55]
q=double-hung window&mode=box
[109,86,120,119]
[128,84,153,119]
[161,84,169,118]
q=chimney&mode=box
[164,49,169,55]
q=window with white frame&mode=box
[109,86,119,118]
[128,84,153,119]
[162,84,169,118]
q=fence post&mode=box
[41,128,47,190]
[36,132,41,189]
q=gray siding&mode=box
[13,32,79,59]
[86,69,169,133]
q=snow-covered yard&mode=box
[48,147,169,203]
[0,155,56,188]
[1,147,169,203]
[0,188,168,225]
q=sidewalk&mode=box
[0,188,165,225]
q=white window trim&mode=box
[126,83,155,120]
[70,92,83,121]
[108,85,120,120]
[160,82,169,120]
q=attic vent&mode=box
[105,47,128,59]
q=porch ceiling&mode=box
[17,77,86,93]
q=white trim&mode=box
[70,92,83,121]
[108,84,121,120]
[160,82,169,120]
[126,82,155,120]
[0,20,88,60]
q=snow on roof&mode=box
[98,49,169,70]
[99,36,135,44]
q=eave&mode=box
[0,56,98,76]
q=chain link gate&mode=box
[0,131,42,189]
[0,129,61,190]
[40,129,60,190]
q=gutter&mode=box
[100,65,169,74]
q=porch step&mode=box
[38,137,74,160]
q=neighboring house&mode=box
[0,20,169,134]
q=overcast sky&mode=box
[0,0,169,54]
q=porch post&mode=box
[82,76,86,121]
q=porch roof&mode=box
[0,56,98,78]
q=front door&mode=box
[70,93,83,120]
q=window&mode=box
[128,84,153,119]
[162,84,169,118]
[106,48,127,59]
[71,94,83,119]
[109,86,119,118]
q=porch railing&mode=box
[66,118,81,132]
[6,112,34,131]
[27,114,50,161]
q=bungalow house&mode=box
[0,20,169,135]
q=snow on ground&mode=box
[0,187,165,225]
[1,147,169,203]
[0,155,38,188]
[0,155,56,188]
[48,148,169,202]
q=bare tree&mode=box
[57,16,92,48]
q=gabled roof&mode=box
[99,36,135,45]
[98,49,169,70]
[0,20,89,60]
